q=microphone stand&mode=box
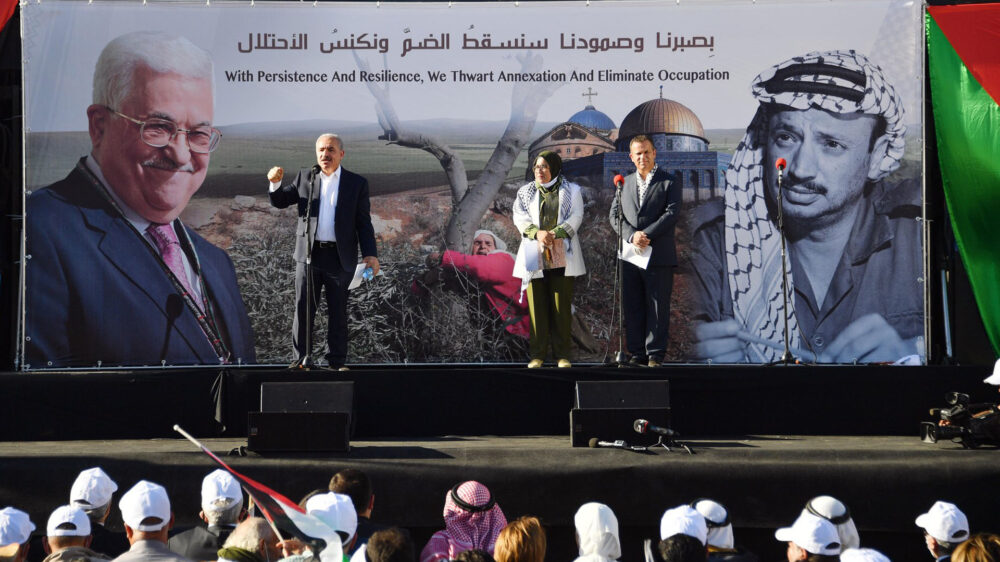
[608,179,627,367]
[292,167,319,369]
[772,165,796,366]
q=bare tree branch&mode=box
[354,50,562,251]
[354,51,469,207]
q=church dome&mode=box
[618,98,706,141]
[568,105,616,131]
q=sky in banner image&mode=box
[19,0,924,368]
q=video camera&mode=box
[921,391,1000,449]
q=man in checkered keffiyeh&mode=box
[691,50,924,364]
[420,481,507,562]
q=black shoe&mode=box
[627,355,648,367]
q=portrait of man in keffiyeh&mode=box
[691,49,924,364]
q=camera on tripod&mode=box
[921,391,1000,449]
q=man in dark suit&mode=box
[267,134,379,370]
[23,31,255,369]
[609,135,681,367]
[168,470,246,561]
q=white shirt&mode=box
[269,166,340,242]
[86,155,203,302]
[315,167,341,242]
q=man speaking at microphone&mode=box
[267,134,379,370]
[609,134,682,367]
[690,50,923,364]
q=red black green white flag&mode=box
[927,4,1000,355]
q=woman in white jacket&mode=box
[512,151,586,368]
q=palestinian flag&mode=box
[927,4,1000,355]
[173,426,342,561]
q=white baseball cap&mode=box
[660,505,708,545]
[775,512,841,556]
[691,499,734,549]
[306,492,357,541]
[201,470,242,511]
[119,481,172,532]
[915,501,969,544]
[983,358,1000,385]
[70,467,118,510]
[841,548,891,562]
[0,507,35,551]
[46,505,92,537]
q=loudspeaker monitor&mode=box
[571,380,670,447]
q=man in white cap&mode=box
[70,467,127,558]
[168,470,246,561]
[690,499,758,562]
[802,496,860,550]
[774,511,841,562]
[113,481,191,562]
[0,507,35,562]
[307,493,358,554]
[915,501,969,562]
[655,505,707,562]
[42,505,109,562]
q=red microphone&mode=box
[613,174,625,188]
[775,158,787,171]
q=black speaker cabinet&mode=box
[247,412,350,453]
[248,382,355,453]
[570,380,670,447]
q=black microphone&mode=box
[588,438,629,449]
[613,174,625,189]
[633,418,677,437]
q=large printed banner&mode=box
[20,0,924,369]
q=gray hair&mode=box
[223,517,276,553]
[203,498,244,526]
[317,133,344,152]
[93,31,214,111]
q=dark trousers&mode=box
[526,268,574,361]
[293,244,352,365]
[622,261,674,361]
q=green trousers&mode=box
[527,268,574,361]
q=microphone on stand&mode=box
[775,158,787,183]
[613,174,625,189]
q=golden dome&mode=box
[619,98,706,141]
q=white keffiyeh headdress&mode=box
[724,50,905,361]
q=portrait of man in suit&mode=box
[609,134,682,367]
[24,31,256,368]
[267,134,379,370]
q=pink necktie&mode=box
[147,223,197,302]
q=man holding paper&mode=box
[609,135,682,367]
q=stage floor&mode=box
[1,435,996,562]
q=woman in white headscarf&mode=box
[573,503,621,562]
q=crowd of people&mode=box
[1,468,996,562]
